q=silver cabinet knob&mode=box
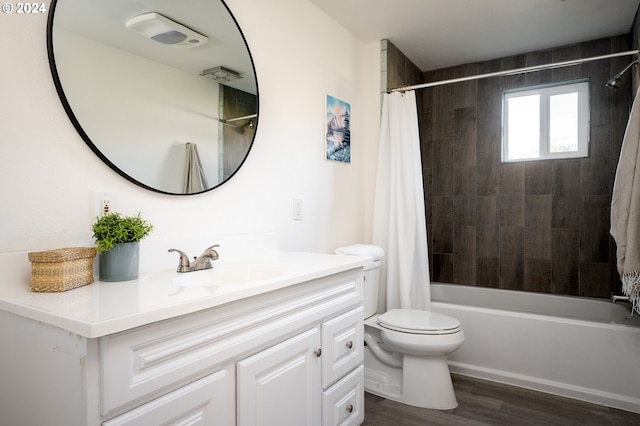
[314,348,322,357]
[346,404,354,413]
[346,341,353,349]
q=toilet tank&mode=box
[362,261,381,318]
[335,244,384,319]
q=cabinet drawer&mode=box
[103,367,234,426]
[321,306,364,388]
[322,365,364,426]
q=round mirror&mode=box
[47,0,258,195]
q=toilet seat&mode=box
[377,309,461,335]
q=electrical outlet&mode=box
[100,199,112,214]
[293,198,303,221]
[93,191,117,217]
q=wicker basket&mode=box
[27,247,96,292]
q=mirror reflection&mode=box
[48,0,258,194]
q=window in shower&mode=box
[502,80,589,162]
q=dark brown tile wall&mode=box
[222,86,257,181]
[385,36,634,298]
[381,40,422,93]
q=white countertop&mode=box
[0,250,369,338]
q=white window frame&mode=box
[502,80,590,162]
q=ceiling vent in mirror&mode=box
[125,12,208,48]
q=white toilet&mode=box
[336,244,464,410]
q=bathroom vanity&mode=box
[0,249,368,425]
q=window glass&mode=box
[549,93,578,153]
[506,94,540,160]
[502,81,589,162]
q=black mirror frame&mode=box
[46,0,259,195]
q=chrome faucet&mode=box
[611,294,630,304]
[168,248,192,272]
[192,245,220,270]
[168,245,219,273]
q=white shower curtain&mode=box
[184,142,209,194]
[372,91,431,311]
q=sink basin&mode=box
[171,262,293,288]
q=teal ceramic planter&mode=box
[98,242,140,282]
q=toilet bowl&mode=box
[335,244,464,410]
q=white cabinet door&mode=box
[237,328,322,426]
[103,367,234,426]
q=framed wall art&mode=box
[325,94,351,163]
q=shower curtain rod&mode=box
[223,113,257,123]
[389,49,640,93]
[211,113,258,123]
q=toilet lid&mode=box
[377,309,461,335]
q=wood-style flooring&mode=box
[363,374,640,425]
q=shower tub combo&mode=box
[429,283,640,414]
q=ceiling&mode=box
[51,0,640,91]
[52,0,256,94]
[310,0,640,71]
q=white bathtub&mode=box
[429,283,640,414]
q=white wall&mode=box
[0,1,381,261]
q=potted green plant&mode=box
[92,212,154,282]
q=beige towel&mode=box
[611,87,640,314]
[184,142,209,194]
